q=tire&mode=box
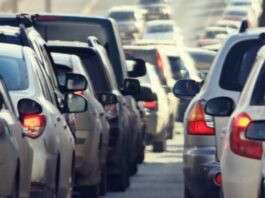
[99,165,107,196]
[130,161,138,176]
[184,186,193,198]
[107,152,128,192]
[137,145,145,164]
[152,141,166,153]
[74,185,99,198]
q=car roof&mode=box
[146,20,175,26]
[0,43,24,59]
[108,6,140,13]
[185,47,217,56]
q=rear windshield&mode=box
[225,11,247,17]
[147,25,173,33]
[109,12,135,21]
[220,39,262,91]
[168,56,189,80]
[205,30,226,38]
[140,0,166,4]
[0,57,28,91]
[189,52,216,69]
[251,61,265,105]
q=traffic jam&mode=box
[0,0,265,197]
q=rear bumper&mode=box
[183,147,220,198]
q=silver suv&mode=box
[0,78,33,198]
[173,29,265,197]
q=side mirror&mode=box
[173,79,200,99]
[97,93,118,105]
[135,86,158,101]
[205,97,235,117]
[63,93,88,113]
[18,99,42,115]
[63,73,87,92]
[245,122,265,141]
[127,59,146,77]
[123,79,141,95]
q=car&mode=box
[215,19,241,31]
[142,20,183,43]
[173,28,264,198]
[162,46,201,122]
[185,47,217,80]
[223,7,258,27]
[139,0,172,21]
[108,6,145,41]
[196,26,234,47]
[52,52,110,197]
[204,43,265,198]
[0,16,88,197]
[0,77,33,198]
[127,60,169,151]
[48,40,141,192]
[124,44,177,145]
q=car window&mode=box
[225,11,247,17]
[168,56,189,80]
[219,39,263,91]
[140,0,166,4]
[147,24,173,33]
[109,12,136,21]
[251,60,265,105]
[0,56,28,91]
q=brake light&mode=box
[144,101,158,110]
[230,113,262,159]
[74,91,84,95]
[214,173,222,186]
[187,100,215,135]
[104,104,119,120]
[156,50,164,70]
[22,114,46,139]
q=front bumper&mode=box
[183,147,220,198]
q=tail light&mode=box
[144,101,158,110]
[74,91,84,95]
[104,104,119,120]
[214,173,222,186]
[187,100,215,135]
[22,114,46,139]
[156,50,164,70]
[230,113,262,159]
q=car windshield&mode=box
[140,0,166,4]
[220,39,263,91]
[226,11,247,17]
[109,12,135,21]
[0,56,28,91]
[147,24,173,33]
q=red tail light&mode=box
[156,50,164,70]
[214,173,222,186]
[104,104,119,120]
[74,91,84,95]
[187,100,215,135]
[22,114,46,139]
[230,113,262,159]
[144,101,158,110]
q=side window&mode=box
[33,57,57,105]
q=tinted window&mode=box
[168,56,189,79]
[147,25,173,33]
[251,61,265,105]
[109,12,135,21]
[220,39,262,91]
[0,57,28,91]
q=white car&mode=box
[0,79,33,198]
[173,28,264,197]
[204,44,265,198]
[0,43,84,197]
[227,0,262,18]
[143,20,183,43]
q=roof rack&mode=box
[16,13,34,27]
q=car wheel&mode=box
[152,141,166,153]
[108,152,128,192]
[184,185,193,198]
[99,164,107,196]
[74,185,99,198]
